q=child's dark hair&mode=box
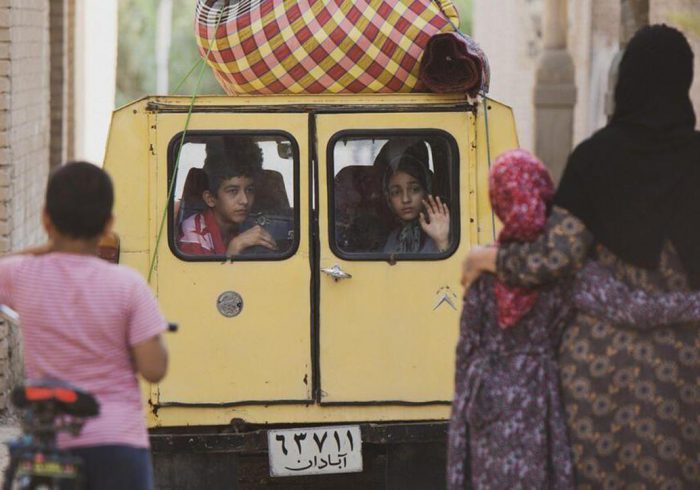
[203,136,263,193]
[45,161,114,239]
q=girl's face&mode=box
[387,171,427,222]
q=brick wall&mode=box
[49,0,66,169]
[4,0,50,252]
[65,0,73,160]
[0,0,51,410]
[0,315,22,411]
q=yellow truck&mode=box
[103,92,517,488]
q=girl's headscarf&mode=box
[490,149,555,328]
[381,146,433,197]
[382,144,433,253]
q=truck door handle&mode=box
[320,264,352,281]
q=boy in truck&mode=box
[0,161,168,490]
[177,136,278,257]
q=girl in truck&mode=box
[381,141,450,254]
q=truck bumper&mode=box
[150,421,448,489]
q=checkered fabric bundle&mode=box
[195,0,461,94]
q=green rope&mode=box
[481,93,493,168]
[148,6,225,283]
[172,58,205,94]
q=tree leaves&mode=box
[116,0,223,107]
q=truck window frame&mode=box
[327,128,461,262]
[166,130,301,262]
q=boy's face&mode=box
[203,176,256,226]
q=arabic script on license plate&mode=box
[267,425,363,477]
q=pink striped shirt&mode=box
[0,253,167,449]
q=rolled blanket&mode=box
[419,31,490,96]
[195,0,461,95]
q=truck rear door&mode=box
[314,110,476,404]
[152,112,312,406]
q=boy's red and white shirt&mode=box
[178,208,226,255]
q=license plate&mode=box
[267,425,363,477]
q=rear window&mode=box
[168,132,299,261]
[328,131,460,261]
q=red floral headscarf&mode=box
[489,149,555,328]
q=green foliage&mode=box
[168,0,223,96]
[116,0,157,107]
[116,0,223,107]
[451,0,473,35]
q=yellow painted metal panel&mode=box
[103,103,151,254]
[151,113,312,404]
[474,98,519,243]
[144,93,473,108]
[149,403,450,428]
[119,252,150,278]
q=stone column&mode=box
[534,0,577,183]
[604,0,649,118]
[0,0,51,411]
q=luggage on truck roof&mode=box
[195,0,489,96]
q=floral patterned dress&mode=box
[495,206,700,490]
[447,273,575,490]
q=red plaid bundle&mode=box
[195,0,461,95]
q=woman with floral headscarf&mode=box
[460,25,700,488]
[448,149,700,490]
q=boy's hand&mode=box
[419,195,450,252]
[132,334,168,383]
[226,225,278,256]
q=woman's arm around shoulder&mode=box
[461,207,593,292]
[499,207,593,288]
[574,261,700,328]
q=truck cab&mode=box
[103,92,517,488]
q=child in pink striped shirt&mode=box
[0,162,168,490]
